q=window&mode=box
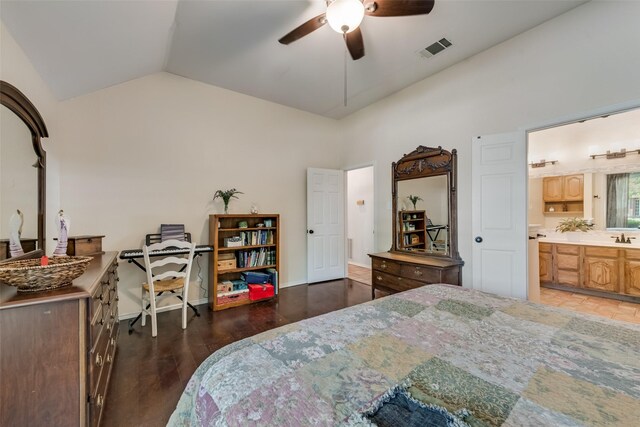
[607,172,640,229]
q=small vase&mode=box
[565,231,582,242]
[224,204,229,214]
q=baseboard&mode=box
[118,297,209,321]
[348,261,371,269]
[279,279,306,289]
[118,280,312,320]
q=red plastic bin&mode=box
[248,283,274,301]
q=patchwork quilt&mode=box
[168,284,640,426]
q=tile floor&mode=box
[348,263,372,286]
[348,264,640,324]
[539,287,640,324]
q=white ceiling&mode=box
[1,0,586,119]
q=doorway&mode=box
[526,107,640,323]
[346,166,374,285]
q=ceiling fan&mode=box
[278,0,435,60]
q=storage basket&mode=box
[0,256,93,293]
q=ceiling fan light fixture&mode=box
[326,0,365,34]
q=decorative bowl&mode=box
[0,256,93,293]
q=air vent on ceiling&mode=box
[417,38,453,59]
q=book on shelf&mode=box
[265,268,278,294]
[239,230,274,246]
[235,248,276,268]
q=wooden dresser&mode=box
[369,252,463,298]
[0,252,119,427]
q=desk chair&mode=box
[141,239,196,337]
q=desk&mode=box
[119,244,213,332]
[426,225,447,251]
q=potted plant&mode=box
[555,217,594,242]
[407,195,423,210]
[213,188,243,214]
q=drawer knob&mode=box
[106,321,111,331]
[376,275,382,281]
[381,263,387,269]
[96,395,104,407]
[398,277,402,281]
[106,354,112,364]
[110,338,116,347]
[96,354,103,367]
[414,269,423,276]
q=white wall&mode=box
[338,1,640,288]
[55,72,341,317]
[0,23,60,248]
[347,166,374,267]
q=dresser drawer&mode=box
[373,271,424,292]
[89,352,110,427]
[372,257,401,275]
[399,264,441,283]
[90,280,109,316]
[90,322,111,395]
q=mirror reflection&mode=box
[397,175,449,255]
[0,104,39,260]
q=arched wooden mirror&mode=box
[392,146,462,262]
[0,81,48,262]
[369,146,463,299]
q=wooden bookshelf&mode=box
[399,210,427,250]
[209,214,280,311]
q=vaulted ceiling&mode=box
[1,0,585,119]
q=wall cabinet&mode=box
[539,243,639,300]
[542,174,584,214]
[563,175,584,201]
[542,177,564,202]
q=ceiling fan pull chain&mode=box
[343,33,348,107]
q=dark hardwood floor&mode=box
[102,279,375,426]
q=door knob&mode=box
[308,230,314,234]
[475,236,483,243]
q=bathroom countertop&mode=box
[538,236,640,249]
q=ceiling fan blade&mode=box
[364,0,434,17]
[345,27,365,60]
[278,13,326,45]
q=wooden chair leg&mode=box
[182,287,188,329]
[150,293,158,338]
[141,287,146,327]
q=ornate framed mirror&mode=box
[391,146,461,261]
[0,81,48,262]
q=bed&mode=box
[168,284,640,426]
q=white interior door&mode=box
[307,168,345,283]
[472,133,528,298]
